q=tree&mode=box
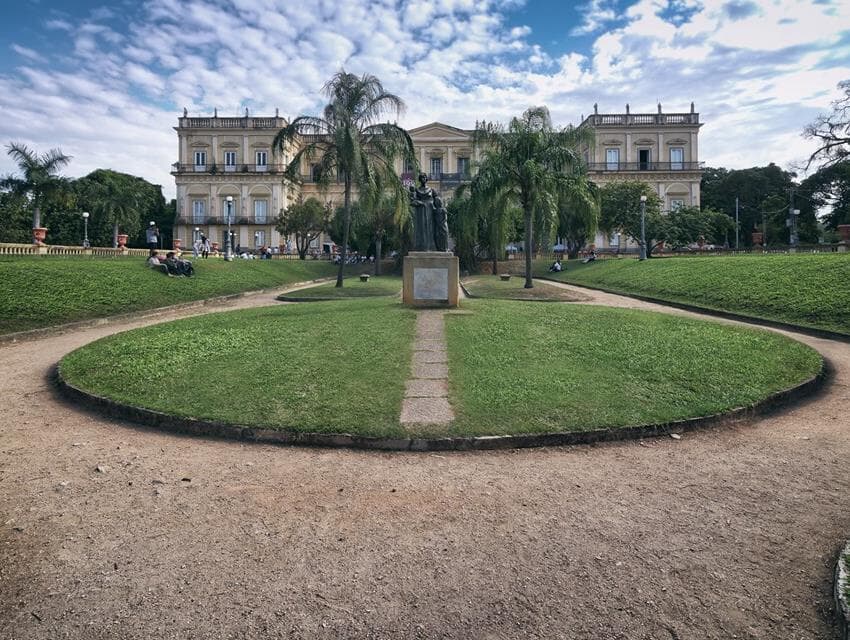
[472,106,593,288]
[804,80,850,170]
[273,70,414,287]
[75,170,144,247]
[276,197,330,259]
[359,189,403,275]
[800,160,850,230]
[657,206,734,249]
[556,175,599,259]
[598,181,663,256]
[2,143,72,239]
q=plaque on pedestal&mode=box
[403,252,460,308]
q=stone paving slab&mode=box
[399,397,454,425]
[411,361,449,379]
[414,339,446,352]
[404,379,449,398]
[413,350,447,365]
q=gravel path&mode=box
[1,284,848,639]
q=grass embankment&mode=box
[60,298,821,439]
[535,254,850,336]
[462,276,587,302]
[59,299,416,437]
[281,276,402,300]
[0,256,347,334]
[444,299,822,436]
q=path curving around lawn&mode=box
[1,283,849,638]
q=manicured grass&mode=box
[59,298,417,437]
[0,256,347,334]
[444,299,822,436]
[60,298,821,440]
[462,276,587,302]
[535,254,850,335]
[281,276,402,299]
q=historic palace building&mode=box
[171,104,702,253]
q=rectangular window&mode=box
[457,157,470,177]
[193,151,206,171]
[254,230,266,247]
[224,151,236,172]
[256,151,268,171]
[404,159,415,174]
[638,149,651,170]
[192,200,205,224]
[254,200,268,223]
[430,157,442,180]
[670,199,685,211]
[606,148,619,170]
[311,163,321,182]
[670,147,684,170]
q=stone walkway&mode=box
[399,310,454,426]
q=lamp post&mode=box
[639,195,647,261]
[790,208,800,248]
[615,232,621,255]
[82,212,90,248]
[225,196,233,261]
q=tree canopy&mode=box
[2,143,72,233]
[804,80,850,170]
[273,70,414,286]
[276,197,331,259]
[472,106,593,288]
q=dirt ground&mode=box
[1,284,848,640]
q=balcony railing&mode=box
[176,216,273,226]
[171,163,285,174]
[583,112,700,126]
[178,116,287,130]
[586,161,703,172]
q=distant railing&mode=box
[586,161,703,172]
[171,163,285,175]
[0,243,150,257]
[176,216,273,226]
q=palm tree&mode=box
[360,188,405,276]
[473,107,593,288]
[2,143,72,240]
[273,70,414,287]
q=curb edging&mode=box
[535,276,850,343]
[836,540,850,640]
[53,356,829,452]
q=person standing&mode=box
[146,222,159,256]
[200,234,210,258]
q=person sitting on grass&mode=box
[581,249,597,264]
[548,259,562,272]
[146,254,169,275]
[164,251,194,277]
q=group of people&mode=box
[147,252,194,277]
[192,235,211,258]
[333,252,374,265]
[548,249,598,272]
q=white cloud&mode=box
[2,0,849,201]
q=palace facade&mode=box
[171,104,702,253]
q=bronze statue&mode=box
[409,172,436,251]
[433,195,449,252]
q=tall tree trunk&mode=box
[336,177,351,288]
[524,206,533,289]
[374,236,382,276]
[492,253,497,276]
[113,222,119,249]
[33,205,41,230]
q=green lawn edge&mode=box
[533,254,850,337]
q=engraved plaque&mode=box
[413,268,448,300]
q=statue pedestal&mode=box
[403,252,459,308]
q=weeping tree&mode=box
[273,70,415,287]
[450,179,519,275]
[2,143,72,240]
[359,188,405,275]
[473,107,594,288]
[556,175,600,259]
[76,170,144,247]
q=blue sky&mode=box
[2,0,849,199]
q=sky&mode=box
[1,0,849,200]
